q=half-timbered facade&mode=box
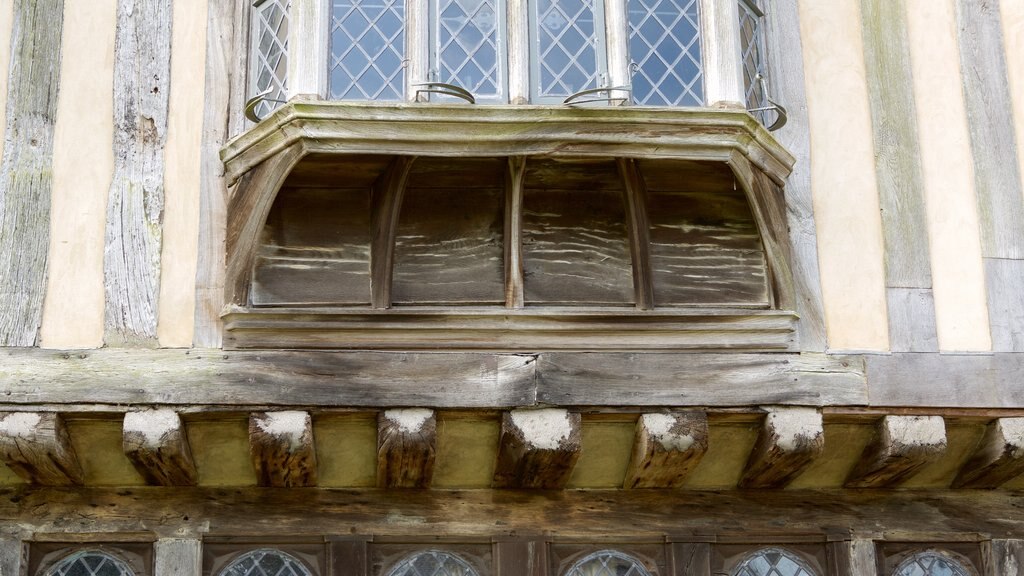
[1,0,1024,575]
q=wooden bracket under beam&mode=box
[123,409,197,486]
[952,417,1024,489]
[623,412,708,488]
[377,408,436,488]
[0,412,83,486]
[845,415,946,488]
[740,407,824,489]
[249,411,318,487]
[493,409,581,489]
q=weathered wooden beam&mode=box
[623,412,708,489]
[493,409,581,489]
[0,0,64,346]
[122,409,197,487]
[740,407,824,489]
[828,540,878,576]
[983,540,1024,576]
[0,539,24,576]
[0,412,82,486]
[952,417,1024,489]
[155,539,200,576]
[249,411,318,487]
[103,0,172,345]
[377,409,436,488]
[845,415,946,488]
[504,156,526,309]
[370,156,416,308]
[617,158,654,310]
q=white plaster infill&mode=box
[767,408,824,451]
[383,408,433,433]
[256,411,310,452]
[124,409,180,447]
[642,413,696,452]
[0,412,42,438]
[511,408,572,450]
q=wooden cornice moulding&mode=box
[123,409,197,486]
[623,412,708,488]
[845,415,947,488]
[0,412,83,486]
[249,411,318,487]
[493,408,582,489]
[739,407,825,489]
[952,417,1024,489]
[220,103,796,186]
[377,408,437,488]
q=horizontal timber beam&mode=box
[2,487,1024,539]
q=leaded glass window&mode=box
[732,548,817,576]
[565,550,653,576]
[627,0,704,106]
[892,551,973,576]
[431,0,507,101]
[250,0,290,120]
[529,0,608,102]
[219,549,314,576]
[330,0,406,100]
[738,0,768,123]
[45,551,136,576]
[387,551,480,576]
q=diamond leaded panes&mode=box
[565,551,653,576]
[45,551,136,576]
[738,0,767,123]
[627,0,703,106]
[250,0,290,120]
[387,551,480,576]
[219,549,314,576]
[330,0,406,100]
[733,548,817,576]
[893,551,973,576]
[530,0,608,101]
[432,0,506,100]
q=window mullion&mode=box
[288,0,329,99]
[604,0,630,101]
[507,0,530,103]
[406,0,430,101]
[701,0,745,107]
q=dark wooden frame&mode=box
[30,542,153,576]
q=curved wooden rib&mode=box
[371,156,416,309]
[617,158,655,310]
[505,156,527,309]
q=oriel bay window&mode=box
[248,0,780,116]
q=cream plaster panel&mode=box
[39,0,116,349]
[157,0,209,347]
[0,0,13,164]
[1003,0,1024,210]
[798,0,889,352]
[905,0,991,352]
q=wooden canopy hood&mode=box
[220,103,798,351]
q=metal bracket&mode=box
[413,82,476,104]
[244,88,288,123]
[563,85,632,106]
[748,75,787,131]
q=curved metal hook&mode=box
[563,85,632,106]
[244,88,288,123]
[413,82,476,104]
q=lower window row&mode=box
[32,543,980,576]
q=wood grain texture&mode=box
[0,0,64,346]
[538,353,866,407]
[671,544,710,576]
[886,288,939,353]
[866,352,1024,408]
[371,156,416,308]
[0,413,82,486]
[955,0,1024,259]
[6,488,1024,539]
[493,409,581,489]
[0,539,24,576]
[377,409,436,488]
[249,411,318,487]
[0,1,13,165]
[617,159,654,310]
[983,540,1024,576]
[122,409,197,487]
[496,540,546,576]
[985,258,1024,351]
[763,0,827,351]
[623,412,708,489]
[952,418,1024,489]
[505,157,527,308]
[828,540,878,576]
[739,408,824,489]
[194,0,249,346]
[103,0,173,345]
[845,415,947,488]
[860,0,931,290]
[154,539,201,576]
